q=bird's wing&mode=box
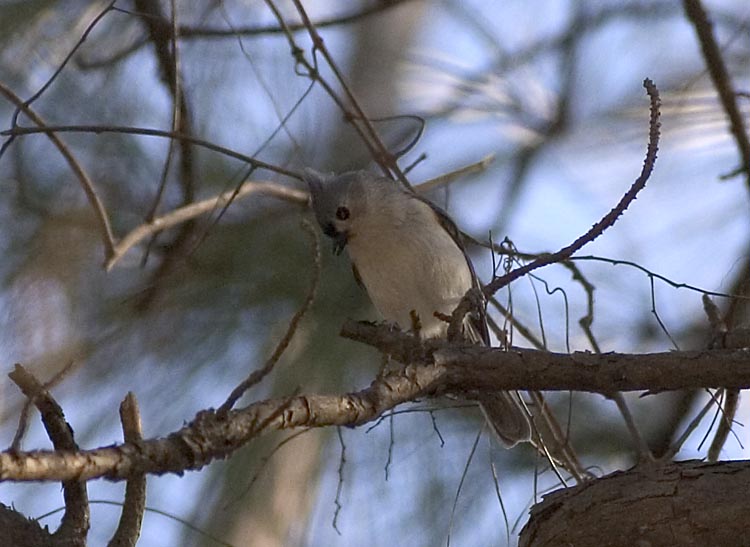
[412,193,491,346]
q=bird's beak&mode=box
[332,231,348,255]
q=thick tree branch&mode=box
[3,325,750,484]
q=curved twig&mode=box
[449,78,661,338]
[218,217,322,414]
[105,179,306,271]
[0,124,301,179]
[0,83,117,260]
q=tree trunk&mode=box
[520,460,750,547]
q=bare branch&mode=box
[135,0,197,270]
[8,1,116,127]
[0,83,117,259]
[0,124,301,178]
[683,0,750,186]
[4,336,750,483]
[78,1,418,69]
[108,393,146,547]
[218,218,322,414]
[289,0,408,184]
[9,365,89,544]
[106,179,306,271]
[448,78,661,338]
[484,78,661,296]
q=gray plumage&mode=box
[304,168,530,447]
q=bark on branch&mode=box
[2,323,750,484]
[520,460,750,547]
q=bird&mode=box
[304,168,531,447]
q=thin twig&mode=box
[106,180,306,271]
[429,410,446,447]
[138,0,193,266]
[573,255,744,301]
[289,0,408,184]
[1,124,300,179]
[560,260,600,353]
[660,391,716,461]
[0,83,116,259]
[332,427,346,535]
[7,1,117,131]
[218,218,321,414]
[649,275,680,350]
[446,426,482,547]
[449,78,661,338]
[487,438,511,545]
[78,1,417,69]
[384,413,395,480]
[526,391,583,484]
[682,0,750,187]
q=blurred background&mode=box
[0,0,749,545]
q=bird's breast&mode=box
[346,224,473,338]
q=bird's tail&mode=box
[479,391,531,447]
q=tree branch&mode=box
[9,365,89,544]
[683,0,750,186]
[4,326,750,484]
[448,78,661,339]
[108,393,146,547]
[105,179,306,271]
[0,83,117,260]
[78,1,417,70]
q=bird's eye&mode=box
[335,206,350,221]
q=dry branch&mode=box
[683,0,750,185]
[108,393,146,547]
[105,180,307,270]
[9,365,89,545]
[3,330,750,484]
[0,83,116,259]
[448,78,661,339]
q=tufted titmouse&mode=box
[304,169,531,447]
